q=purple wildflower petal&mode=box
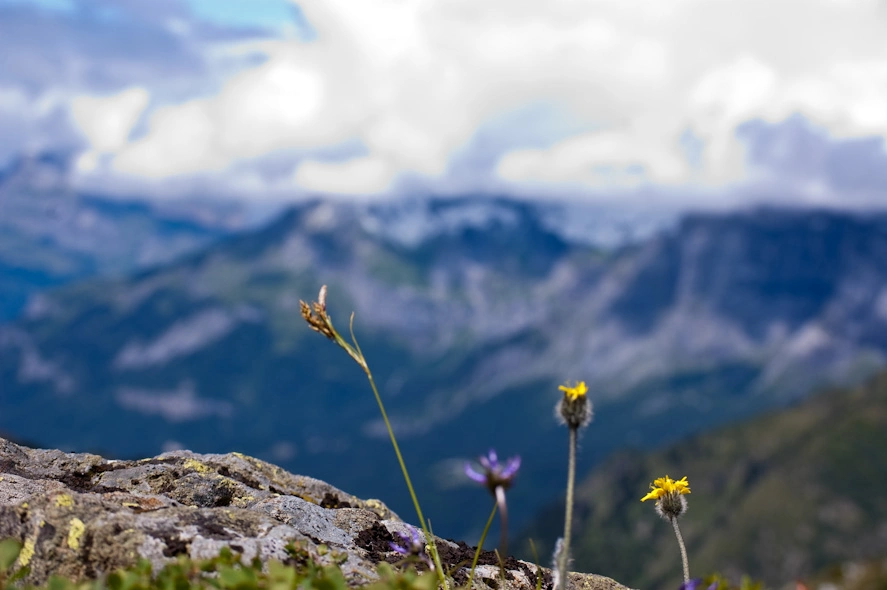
[408,526,424,547]
[466,449,521,493]
[679,580,715,590]
[390,541,409,555]
[465,463,487,483]
[501,456,521,478]
[390,526,425,556]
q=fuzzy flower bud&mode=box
[557,381,593,429]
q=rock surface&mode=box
[0,438,630,589]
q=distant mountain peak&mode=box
[0,151,75,195]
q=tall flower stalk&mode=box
[465,450,520,586]
[641,475,692,584]
[300,286,447,588]
[555,381,593,590]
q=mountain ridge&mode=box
[0,152,262,321]
[2,198,886,544]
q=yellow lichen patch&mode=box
[183,459,211,473]
[18,537,35,567]
[363,499,386,514]
[233,495,256,506]
[55,494,74,507]
[67,518,86,550]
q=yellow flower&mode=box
[558,381,588,402]
[640,475,691,502]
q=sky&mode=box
[2,0,887,207]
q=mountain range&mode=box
[0,152,262,321]
[2,195,887,546]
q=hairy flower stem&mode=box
[467,502,498,589]
[495,485,509,560]
[670,516,689,584]
[558,426,578,590]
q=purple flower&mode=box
[465,449,521,494]
[390,525,425,556]
[679,580,718,590]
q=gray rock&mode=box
[0,438,630,589]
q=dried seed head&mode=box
[300,288,336,341]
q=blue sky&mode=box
[2,0,887,208]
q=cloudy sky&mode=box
[3,0,887,207]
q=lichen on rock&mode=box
[0,437,630,590]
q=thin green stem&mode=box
[312,305,447,587]
[670,516,689,584]
[558,426,577,590]
[467,502,498,589]
[363,368,447,588]
[528,539,543,590]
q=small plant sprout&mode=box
[465,450,521,560]
[555,380,593,590]
[300,286,448,588]
[641,475,693,584]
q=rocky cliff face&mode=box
[0,438,628,590]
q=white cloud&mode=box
[295,156,395,195]
[71,87,149,152]
[497,127,689,187]
[65,0,887,201]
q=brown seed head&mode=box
[300,288,336,340]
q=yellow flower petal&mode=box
[641,475,691,501]
[673,476,691,495]
[640,488,664,502]
[558,381,588,401]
